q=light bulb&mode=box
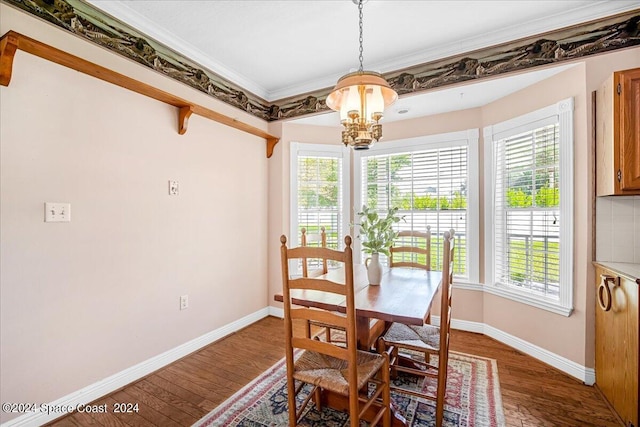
[368,85,384,121]
[344,85,361,119]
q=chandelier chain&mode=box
[358,0,364,72]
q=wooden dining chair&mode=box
[378,229,455,427]
[389,227,433,324]
[389,226,431,270]
[280,235,391,427]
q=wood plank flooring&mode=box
[46,316,620,426]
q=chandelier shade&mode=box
[326,71,397,120]
[325,1,398,150]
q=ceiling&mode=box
[84,1,639,125]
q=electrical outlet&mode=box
[45,202,71,222]
[180,295,188,310]
[169,180,179,196]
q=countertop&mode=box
[593,261,640,284]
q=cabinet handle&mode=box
[597,275,618,312]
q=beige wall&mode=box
[1,5,268,423]
[268,48,640,370]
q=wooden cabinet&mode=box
[596,67,640,196]
[595,264,639,427]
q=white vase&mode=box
[365,253,383,285]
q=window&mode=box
[290,142,350,256]
[354,130,479,284]
[484,98,573,316]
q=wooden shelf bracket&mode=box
[0,31,18,86]
[0,30,280,158]
[178,106,193,135]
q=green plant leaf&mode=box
[355,205,405,254]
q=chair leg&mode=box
[349,400,360,427]
[382,356,391,427]
[325,327,331,342]
[313,387,322,411]
[436,399,444,427]
[287,378,298,426]
[435,378,446,427]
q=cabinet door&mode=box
[595,267,639,427]
[595,269,627,416]
[619,68,640,191]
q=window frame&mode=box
[483,98,574,316]
[289,142,351,252]
[353,129,480,286]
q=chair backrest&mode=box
[389,227,431,270]
[280,234,360,394]
[300,227,327,277]
[438,229,455,374]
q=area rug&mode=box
[194,351,505,427]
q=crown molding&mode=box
[85,0,270,101]
[2,0,638,122]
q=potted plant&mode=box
[354,205,403,285]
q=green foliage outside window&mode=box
[506,186,559,207]
[298,158,339,208]
[507,239,560,285]
[366,155,411,209]
[535,186,559,207]
[392,191,468,211]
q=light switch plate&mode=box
[45,202,71,222]
[169,180,179,196]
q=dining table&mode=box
[274,263,443,426]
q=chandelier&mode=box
[325,0,398,150]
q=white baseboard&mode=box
[482,323,595,385]
[431,315,595,385]
[269,305,284,318]
[1,308,270,427]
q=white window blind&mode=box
[354,130,480,282]
[290,143,350,271]
[494,124,560,298]
[484,98,573,316]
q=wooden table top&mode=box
[275,265,442,326]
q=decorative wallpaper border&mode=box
[3,0,639,122]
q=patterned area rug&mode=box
[194,351,505,426]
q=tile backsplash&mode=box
[596,196,640,263]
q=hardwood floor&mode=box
[47,316,620,426]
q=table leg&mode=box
[356,316,371,350]
[356,317,387,350]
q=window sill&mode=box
[482,284,573,317]
[452,279,483,291]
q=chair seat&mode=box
[294,349,386,395]
[383,322,441,351]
